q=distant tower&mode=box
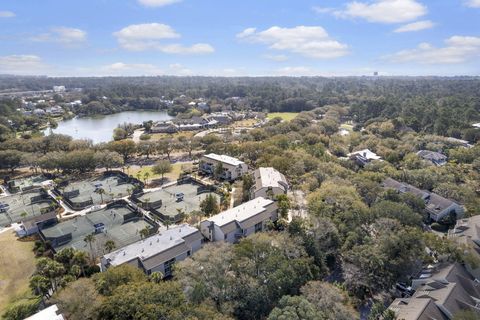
[373,71,379,76]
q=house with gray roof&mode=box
[200,197,277,243]
[416,150,448,166]
[101,224,202,277]
[347,149,382,167]
[389,263,480,320]
[250,167,289,199]
[449,216,480,279]
[382,178,464,222]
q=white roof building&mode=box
[200,197,277,243]
[202,153,245,166]
[251,167,289,199]
[101,224,203,277]
[347,149,381,160]
[25,305,64,320]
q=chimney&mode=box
[363,152,367,157]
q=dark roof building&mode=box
[416,150,448,166]
[382,178,464,222]
[389,263,480,320]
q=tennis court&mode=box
[0,189,55,228]
[61,175,137,209]
[40,203,155,256]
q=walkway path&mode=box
[131,129,145,143]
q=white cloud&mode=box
[114,23,214,54]
[394,20,434,32]
[264,54,289,62]
[31,27,87,45]
[237,26,348,59]
[0,10,15,18]
[466,0,480,7]
[275,66,316,76]
[98,62,163,76]
[168,63,193,75]
[138,0,181,7]
[312,6,335,14]
[335,0,427,23]
[386,35,480,64]
[0,55,47,75]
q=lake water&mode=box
[45,110,172,143]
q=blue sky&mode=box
[0,0,479,76]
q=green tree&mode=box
[52,278,102,320]
[93,264,147,296]
[267,295,321,320]
[84,234,97,263]
[2,298,40,320]
[152,160,172,182]
[108,140,136,162]
[200,194,220,217]
[149,271,164,283]
[104,240,116,253]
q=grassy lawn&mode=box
[0,231,36,314]
[229,118,258,128]
[267,112,299,122]
[129,162,189,184]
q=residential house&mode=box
[449,216,480,279]
[208,112,233,125]
[45,105,64,116]
[389,263,480,320]
[200,153,248,181]
[445,137,473,148]
[417,150,448,166]
[250,167,289,199]
[200,197,278,243]
[382,178,464,222]
[101,224,202,277]
[347,149,382,167]
[33,108,46,116]
[150,121,178,134]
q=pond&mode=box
[45,110,172,143]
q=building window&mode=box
[224,234,227,240]
[187,250,191,256]
[255,222,262,233]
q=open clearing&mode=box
[267,112,299,121]
[129,162,186,184]
[0,231,36,314]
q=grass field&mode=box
[0,231,36,314]
[267,112,299,121]
[129,162,188,184]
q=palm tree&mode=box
[143,171,150,185]
[104,240,116,253]
[84,234,96,262]
[149,271,164,283]
[95,188,105,204]
[72,251,89,277]
[139,227,150,239]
